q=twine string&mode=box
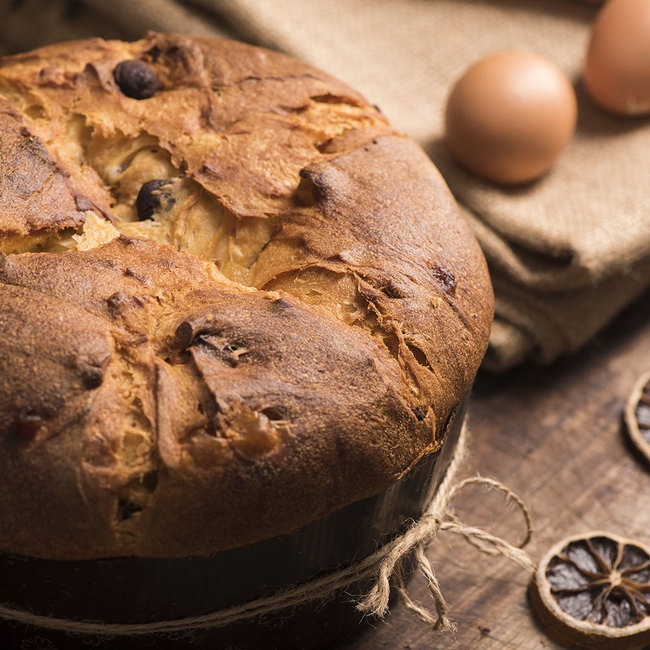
[392,544,454,632]
[0,425,534,637]
[356,450,536,631]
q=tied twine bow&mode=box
[0,424,535,638]
[358,474,535,632]
[357,421,535,631]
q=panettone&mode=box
[0,32,492,564]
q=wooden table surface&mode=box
[340,290,650,650]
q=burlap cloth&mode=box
[2,0,649,370]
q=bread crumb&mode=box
[73,212,120,251]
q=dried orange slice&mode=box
[531,531,650,649]
[624,370,650,466]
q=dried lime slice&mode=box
[531,531,650,649]
[624,370,650,465]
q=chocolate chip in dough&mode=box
[135,179,174,220]
[10,414,46,440]
[114,60,161,99]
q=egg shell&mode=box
[444,51,577,185]
[584,0,650,116]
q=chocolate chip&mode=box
[411,406,426,421]
[113,60,161,100]
[79,362,104,390]
[174,320,194,349]
[135,179,174,220]
[429,263,457,296]
[10,414,46,440]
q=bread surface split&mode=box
[0,33,493,559]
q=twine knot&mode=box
[357,473,535,632]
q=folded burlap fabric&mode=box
[2,0,648,370]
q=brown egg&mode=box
[444,51,577,185]
[584,0,650,116]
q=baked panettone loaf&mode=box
[0,32,492,561]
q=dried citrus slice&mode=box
[624,370,650,465]
[531,531,650,649]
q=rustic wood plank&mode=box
[341,291,650,649]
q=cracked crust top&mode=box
[0,33,493,560]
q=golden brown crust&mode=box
[0,33,492,559]
[0,96,93,236]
